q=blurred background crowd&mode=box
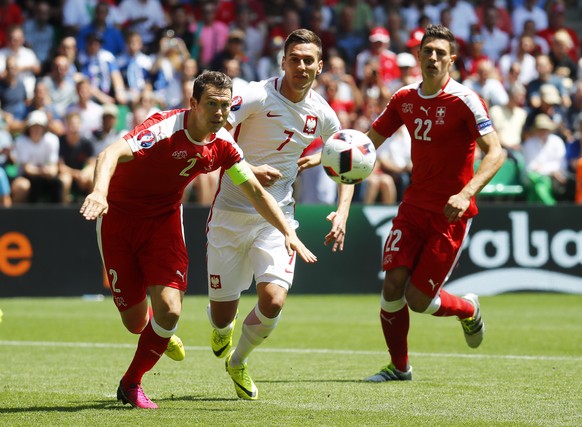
[1,0,581,207]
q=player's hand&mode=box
[444,193,470,223]
[285,234,318,264]
[324,211,347,252]
[252,164,282,187]
[297,152,321,173]
[80,192,109,220]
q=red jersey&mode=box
[109,109,243,217]
[372,78,494,217]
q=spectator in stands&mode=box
[56,36,81,80]
[197,1,230,69]
[92,103,124,156]
[24,79,64,137]
[78,31,128,105]
[0,0,24,48]
[210,29,255,83]
[566,112,582,202]
[150,31,190,109]
[384,11,409,54]
[118,0,167,53]
[0,25,41,99]
[41,55,78,120]
[10,110,61,203]
[22,1,55,68]
[305,8,336,61]
[512,0,548,38]
[221,57,249,94]
[566,80,582,130]
[334,0,374,34]
[256,35,284,81]
[457,34,490,81]
[537,1,580,63]
[0,55,28,121]
[489,84,528,152]
[355,27,399,85]
[499,35,538,88]
[58,111,95,203]
[522,113,568,204]
[400,0,440,33]
[525,84,569,140]
[526,54,571,110]
[117,31,154,105]
[362,156,398,205]
[319,55,363,113]
[511,19,549,56]
[479,5,510,63]
[388,52,421,93]
[161,4,196,54]
[62,0,96,35]
[0,116,13,206]
[66,78,104,139]
[335,5,367,69]
[358,57,391,115]
[548,30,577,82]
[438,0,479,42]
[232,5,265,70]
[462,58,509,107]
[267,8,302,47]
[77,1,125,57]
[475,0,512,35]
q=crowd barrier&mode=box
[1,204,581,297]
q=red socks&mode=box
[380,305,410,372]
[433,290,474,318]
[122,320,170,386]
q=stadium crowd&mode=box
[0,0,581,207]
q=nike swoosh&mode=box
[267,112,282,117]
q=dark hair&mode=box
[284,29,323,60]
[421,24,457,55]
[192,71,233,102]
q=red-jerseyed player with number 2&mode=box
[80,71,316,408]
[364,24,504,382]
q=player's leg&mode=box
[365,266,413,382]
[208,299,239,358]
[407,216,484,348]
[118,286,184,409]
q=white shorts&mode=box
[207,208,299,302]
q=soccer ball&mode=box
[321,129,376,185]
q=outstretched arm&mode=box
[324,183,354,252]
[80,138,134,220]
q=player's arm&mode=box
[444,131,505,223]
[324,182,354,252]
[227,160,317,264]
[80,138,134,220]
[366,127,388,151]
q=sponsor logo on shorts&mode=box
[210,274,222,289]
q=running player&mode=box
[80,71,316,408]
[206,29,354,400]
[363,24,504,382]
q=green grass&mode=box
[0,294,581,426]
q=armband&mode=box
[226,160,253,185]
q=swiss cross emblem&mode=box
[303,115,318,134]
[436,106,446,125]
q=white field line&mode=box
[0,340,581,362]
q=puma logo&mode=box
[428,279,440,290]
[176,270,186,282]
[420,106,431,116]
[380,312,396,325]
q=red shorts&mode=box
[97,208,189,311]
[382,202,470,298]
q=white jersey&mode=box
[213,77,341,214]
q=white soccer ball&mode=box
[321,129,376,185]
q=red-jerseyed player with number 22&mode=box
[364,24,504,382]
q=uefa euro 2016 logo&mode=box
[137,129,156,149]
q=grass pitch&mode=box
[0,293,581,426]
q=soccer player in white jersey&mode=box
[80,71,316,409]
[206,29,354,400]
[363,25,504,382]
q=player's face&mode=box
[191,86,232,135]
[418,38,456,81]
[281,42,323,92]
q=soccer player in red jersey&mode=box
[80,71,316,408]
[363,25,505,382]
